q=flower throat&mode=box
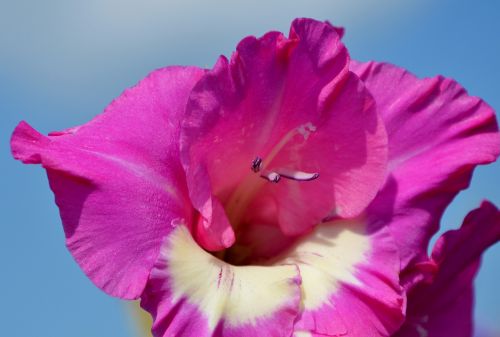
[219,124,319,265]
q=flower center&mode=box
[224,122,318,230]
[220,123,319,265]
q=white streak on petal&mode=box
[294,331,312,337]
[165,226,299,329]
[274,220,369,310]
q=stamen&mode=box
[251,156,263,173]
[225,123,317,230]
[260,171,281,183]
[275,169,319,181]
[251,157,319,183]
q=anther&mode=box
[250,157,319,183]
[251,156,263,173]
[276,169,319,182]
[260,171,281,183]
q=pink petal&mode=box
[352,61,500,288]
[274,219,405,337]
[394,201,500,337]
[10,66,205,299]
[181,19,387,246]
[141,224,302,337]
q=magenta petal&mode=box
[181,19,387,241]
[182,158,235,251]
[394,201,500,337]
[11,66,205,299]
[352,61,500,286]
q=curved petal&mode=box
[274,219,405,337]
[10,66,205,299]
[181,19,387,248]
[140,224,302,337]
[394,201,500,337]
[352,61,500,287]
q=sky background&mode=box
[1,1,499,336]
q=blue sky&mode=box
[1,1,499,336]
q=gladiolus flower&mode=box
[11,18,500,337]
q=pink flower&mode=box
[10,18,500,337]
